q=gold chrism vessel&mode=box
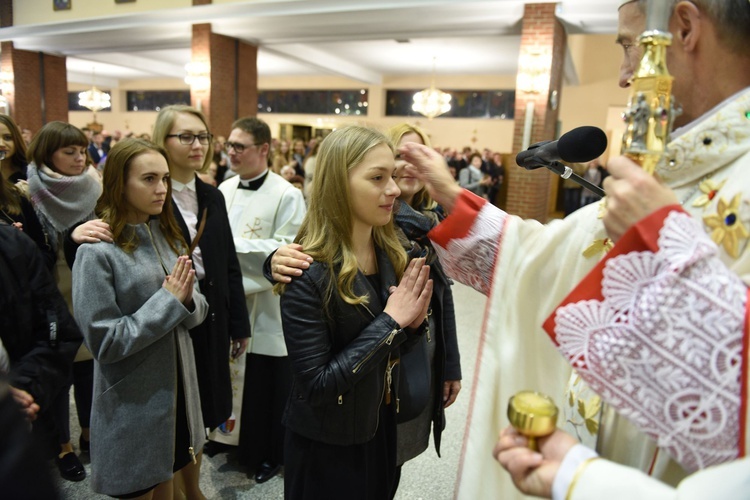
[507,391,559,451]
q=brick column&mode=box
[506,3,566,221]
[0,43,68,132]
[191,24,258,137]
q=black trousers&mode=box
[238,353,291,471]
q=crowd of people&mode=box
[2,0,750,499]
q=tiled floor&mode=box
[59,283,486,499]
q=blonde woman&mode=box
[387,123,461,482]
[277,125,433,499]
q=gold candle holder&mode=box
[507,391,559,451]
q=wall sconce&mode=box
[517,51,550,150]
[0,71,13,115]
[517,52,549,95]
[185,61,211,93]
[0,71,13,95]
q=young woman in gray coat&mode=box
[72,139,207,499]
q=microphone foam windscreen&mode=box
[557,126,607,163]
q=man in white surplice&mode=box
[398,0,750,498]
[217,117,305,482]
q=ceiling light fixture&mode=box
[78,68,111,124]
[412,57,451,120]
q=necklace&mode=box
[357,242,378,275]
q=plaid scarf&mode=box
[27,163,101,251]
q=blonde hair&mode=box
[276,125,407,305]
[152,104,214,174]
[387,123,437,211]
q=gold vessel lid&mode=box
[507,391,559,438]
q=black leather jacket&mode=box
[280,247,409,446]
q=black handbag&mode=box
[396,323,432,423]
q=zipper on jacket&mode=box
[175,335,197,465]
[337,395,343,405]
[385,359,393,405]
[352,328,399,374]
[144,223,171,276]
[426,307,433,342]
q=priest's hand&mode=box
[494,427,577,498]
[399,142,462,213]
[602,156,678,242]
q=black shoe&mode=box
[254,461,280,484]
[56,452,86,482]
[79,435,90,454]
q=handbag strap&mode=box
[187,208,208,256]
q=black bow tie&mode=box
[238,172,268,191]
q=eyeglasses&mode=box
[166,133,213,145]
[225,141,261,154]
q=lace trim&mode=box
[433,203,507,296]
[554,211,746,471]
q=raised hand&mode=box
[162,256,195,306]
[271,243,313,283]
[399,142,462,212]
[384,257,433,329]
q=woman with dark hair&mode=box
[276,125,433,499]
[0,114,30,183]
[72,138,207,499]
[0,115,55,269]
[26,120,108,482]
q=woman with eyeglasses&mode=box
[153,105,253,497]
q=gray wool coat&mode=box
[72,221,208,496]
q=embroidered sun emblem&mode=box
[703,193,749,258]
[692,178,726,209]
[582,237,614,258]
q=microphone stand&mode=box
[545,161,605,198]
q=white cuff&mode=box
[552,444,599,500]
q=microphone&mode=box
[516,126,607,170]
[0,151,5,161]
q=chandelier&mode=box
[412,58,451,119]
[78,69,110,122]
[78,86,111,113]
